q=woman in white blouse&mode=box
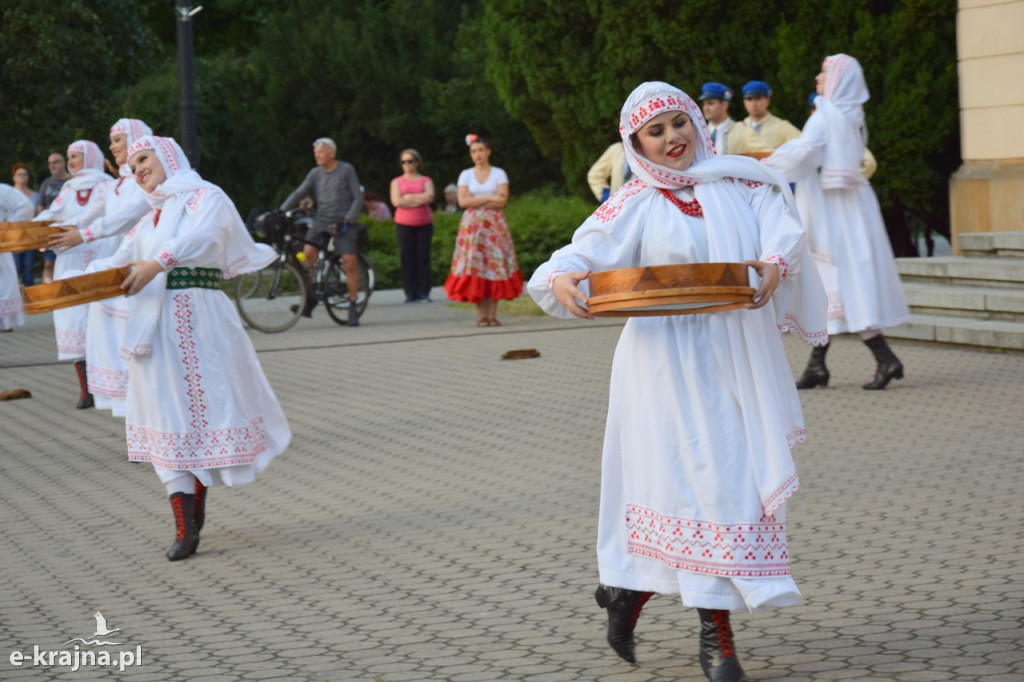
[443,135,522,326]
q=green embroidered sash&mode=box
[166,267,222,290]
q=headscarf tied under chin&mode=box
[65,140,111,191]
[127,135,216,210]
[815,54,869,189]
[618,81,791,195]
[110,119,153,178]
[120,135,272,360]
[619,82,716,190]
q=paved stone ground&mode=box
[1,288,1022,681]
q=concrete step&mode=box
[896,256,1024,288]
[886,313,1024,350]
[902,282,1024,321]
[959,230,1024,258]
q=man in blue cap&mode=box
[741,80,801,150]
[699,82,770,156]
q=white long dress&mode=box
[105,185,290,487]
[36,177,116,359]
[78,174,150,416]
[0,185,34,330]
[530,179,824,612]
[767,112,909,335]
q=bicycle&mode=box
[235,209,375,333]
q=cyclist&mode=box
[280,137,364,325]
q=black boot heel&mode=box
[862,334,904,390]
[795,342,830,389]
[698,609,750,682]
[167,492,199,561]
[595,584,653,664]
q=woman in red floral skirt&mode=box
[443,135,523,326]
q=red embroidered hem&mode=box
[444,271,524,303]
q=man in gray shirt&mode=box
[280,137,364,324]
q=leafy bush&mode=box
[362,190,597,290]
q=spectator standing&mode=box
[36,152,71,283]
[280,137,364,324]
[389,149,436,303]
[699,82,771,156]
[740,81,802,150]
[444,135,523,327]
[10,163,38,286]
[364,191,392,220]
[586,142,630,203]
[440,183,459,213]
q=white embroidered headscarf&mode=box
[110,119,153,178]
[611,82,826,350]
[65,140,110,191]
[814,54,869,189]
[127,135,217,209]
[121,136,275,359]
[619,81,791,193]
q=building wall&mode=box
[951,0,1024,249]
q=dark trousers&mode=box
[13,250,35,287]
[395,222,433,300]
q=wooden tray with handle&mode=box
[0,221,60,253]
[22,266,132,315]
[587,263,754,317]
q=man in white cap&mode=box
[280,137,364,325]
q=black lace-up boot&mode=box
[697,609,749,682]
[74,360,94,409]
[594,584,654,663]
[795,342,830,389]
[862,334,904,390]
[167,493,198,561]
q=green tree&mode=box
[0,0,159,179]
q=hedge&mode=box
[362,189,597,291]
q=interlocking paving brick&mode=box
[1,289,1022,680]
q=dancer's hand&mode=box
[121,260,164,296]
[744,260,780,309]
[48,226,83,250]
[552,270,594,319]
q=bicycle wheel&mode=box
[323,253,375,326]
[235,259,309,333]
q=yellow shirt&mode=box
[742,113,802,150]
[587,143,628,201]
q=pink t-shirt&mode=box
[393,175,433,226]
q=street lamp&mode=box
[175,1,203,168]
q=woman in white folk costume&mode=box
[35,141,116,407]
[110,136,291,561]
[766,54,910,390]
[529,82,827,682]
[51,119,154,416]
[0,184,34,331]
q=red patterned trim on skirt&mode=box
[1,295,23,317]
[444,270,524,303]
[625,504,792,577]
[87,365,129,399]
[56,328,87,355]
[126,417,268,469]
